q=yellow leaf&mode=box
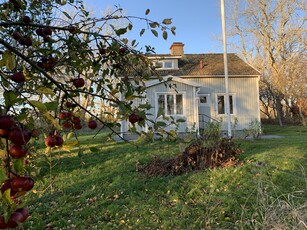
[62,140,78,152]
[37,87,55,95]
[45,146,51,154]
[120,220,125,224]
[43,112,61,130]
[29,100,47,112]
[2,51,16,70]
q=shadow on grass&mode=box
[24,125,307,229]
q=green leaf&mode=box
[162,18,172,25]
[13,158,24,174]
[63,11,72,19]
[162,31,168,40]
[140,29,145,37]
[139,103,152,110]
[0,167,6,184]
[151,29,158,37]
[2,51,16,70]
[37,87,55,96]
[156,108,164,118]
[115,28,127,36]
[149,22,158,28]
[131,39,136,47]
[176,118,186,123]
[90,147,100,153]
[171,26,176,35]
[128,23,133,31]
[3,91,17,107]
[157,121,167,127]
[2,189,14,206]
[29,100,47,112]
[45,101,58,111]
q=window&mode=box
[217,94,234,115]
[155,62,163,68]
[164,61,173,69]
[157,93,183,115]
[154,60,174,69]
[199,94,210,107]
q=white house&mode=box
[120,42,261,138]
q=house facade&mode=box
[120,42,261,138]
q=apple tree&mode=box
[0,0,175,227]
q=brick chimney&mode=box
[170,42,184,56]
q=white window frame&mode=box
[198,94,210,107]
[155,92,186,117]
[154,60,175,69]
[215,93,236,116]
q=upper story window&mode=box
[153,60,175,69]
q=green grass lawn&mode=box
[23,125,307,229]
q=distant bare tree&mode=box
[227,0,306,126]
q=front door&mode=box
[198,94,211,130]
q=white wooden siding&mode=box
[145,81,197,132]
[184,76,260,130]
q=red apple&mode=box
[129,113,140,124]
[12,31,22,40]
[43,27,52,36]
[22,15,31,24]
[31,129,40,138]
[0,115,15,129]
[23,36,33,46]
[8,211,23,227]
[58,112,68,120]
[9,145,28,158]
[74,123,82,130]
[9,0,22,11]
[67,25,77,33]
[119,47,126,54]
[1,180,16,196]
[67,111,73,118]
[11,177,34,192]
[14,208,29,223]
[87,120,97,129]
[7,208,29,227]
[99,47,106,55]
[0,129,9,138]
[18,36,32,46]
[36,28,44,36]
[62,121,72,129]
[71,116,81,124]
[65,101,75,108]
[55,135,64,146]
[10,72,25,83]
[72,78,85,88]
[0,215,8,229]
[44,135,57,147]
[43,36,51,43]
[9,127,31,145]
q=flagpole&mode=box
[221,0,232,138]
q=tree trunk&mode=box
[275,95,283,127]
[298,103,306,126]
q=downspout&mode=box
[195,87,201,135]
[256,75,261,123]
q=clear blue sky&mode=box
[84,0,225,54]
